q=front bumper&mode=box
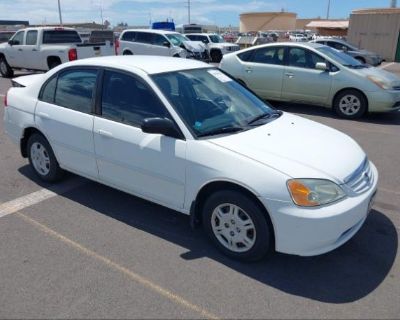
[260,162,378,256]
[366,90,400,112]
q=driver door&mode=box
[6,30,25,68]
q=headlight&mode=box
[287,179,346,207]
[367,76,391,90]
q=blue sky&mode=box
[0,0,392,26]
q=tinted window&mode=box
[11,31,24,45]
[199,36,209,43]
[252,47,284,65]
[42,30,81,44]
[121,31,136,42]
[327,41,345,50]
[152,34,167,46]
[40,76,57,103]
[55,69,97,113]
[237,50,254,62]
[186,35,198,41]
[26,30,38,45]
[135,32,152,44]
[288,47,325,69]
[101,70,169,126]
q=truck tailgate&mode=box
[76,42,114,59]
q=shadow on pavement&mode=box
[19,166,398,304]
[270,101,400,125]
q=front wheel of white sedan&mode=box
[202,190,273,261]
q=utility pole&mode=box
[188,0,191,24]
[391,0,397,8]
[326,0,331,19]
[57,0,63,26]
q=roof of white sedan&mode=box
[64,55,211,75]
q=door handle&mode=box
[97,129,113,138]
[285,72,294,78]
[37,112,50,119]
[18,48,23,51]
[245,67,253,73]
[32,49,38,51]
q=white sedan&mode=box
[4,56,378,261]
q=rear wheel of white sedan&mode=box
[202,190,272,261]
[333,90,367,119]
[27,133,64,182]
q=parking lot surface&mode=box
[0,65,399,318]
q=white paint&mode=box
[380,62,396,69]
[0,178,84,218]
[0,94,5,97]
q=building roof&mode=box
[352,8,400,14]
[306,20,349,29]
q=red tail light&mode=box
[3,91,7,107]
[68,48,78,61]
[115,39,119,55]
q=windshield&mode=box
[316,46,365,68]
[209,35,224,43]
[166,33,189,46]
[152,68,278,138]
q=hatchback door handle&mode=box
[97,129,113,138]
[285,72,294,78]
[245,67,252,73]
[37,112,50,119]
[18,48,23,51]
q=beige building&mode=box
[239,12,296,32]
[306,20,349,36]
[347,8,400,62]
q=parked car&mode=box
[185,33,239,62]
[289,34,307,42]
[116,29,208,61]
[0,27,114,78]
[4,56,378,261]
[220,42,400,118]
[310,38,383,66]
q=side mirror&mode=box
[202,39,209,44]
[8,40,14,46]
[315,62,328,71]
[163,41,171,48]
[141,117,182,139]
[342,46,348,52]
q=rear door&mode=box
[35,68,99,178]
[150,33,171,56]
[93,69,186,209]
[134,32,153,54]
[281,46,332,105]
[24,30,41,69]
[240,46,285,100]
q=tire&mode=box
[333,89,367,119]
[0,57,14,78]
[27,133,64,182]
[210,50,222,63]
[202,190,273,261]
[123,50,133,55]
[48,60,61,69]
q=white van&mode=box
[116,29,207,60]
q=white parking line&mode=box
[379,62,396,69]
[0,178,85,219]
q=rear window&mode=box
[42,30,82,44]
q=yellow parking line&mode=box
[16,211,219,320]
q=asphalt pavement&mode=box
[0,65,399,319]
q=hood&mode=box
[355,66,400,87]
[182,41,205,52]
[208,113,366,183]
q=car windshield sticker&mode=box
[208,69,232,83]
[195,121,202,128]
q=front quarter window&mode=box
[152,68,278,138]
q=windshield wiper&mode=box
[197,126,245,137]
[247,111,282,125]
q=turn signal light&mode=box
[287,180,318,207]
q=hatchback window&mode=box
[288,47,325,69]
[101,70,169,126]
[121,31,136,42]
[54,69,98,113]
[252,47,284,65]
[26,30,38,45]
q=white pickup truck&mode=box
[0,27,114,78]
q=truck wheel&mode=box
[202,190,273,261]
[123,51,133,55]
[0,57,14,78]
[48,59,61,69]
[210,50,222,63]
